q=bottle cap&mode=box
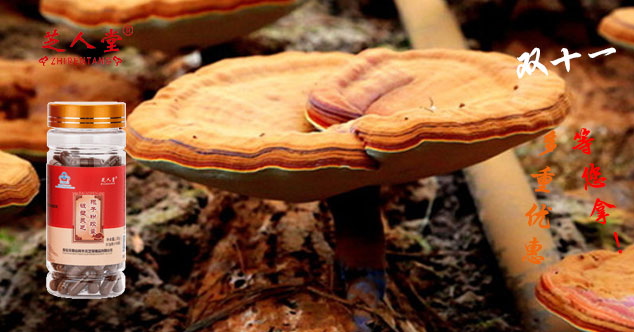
[48,102,125,128]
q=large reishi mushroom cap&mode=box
[307,48,569,147]
[0,59,141,158]
[536,246,634,332]
[40,0,305,52]
[127,52,377,201]
[0,151,39,212]
[598,7,634,50]
[127,49,570,202]
[307,48,569,186]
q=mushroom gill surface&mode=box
[599,7,634,50]
[0,59,141,158]
[0,151,39,210]
[40,0,305,51]
[127,50,570,201]
[536,246,634,332]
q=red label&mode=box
[47,165,125,230]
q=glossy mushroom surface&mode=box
[306,48,570,187]
[599,7,634,50]
[40,0,305,52]
[127,52,377,201]
[0,151,39,212]
[127,49,570,202]
[307,48,568,149]
[0,59,140,158]
[536,246,634,332]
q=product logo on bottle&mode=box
[100,176,118,186]
[55,171,75,189]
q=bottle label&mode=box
[47,165,126,266]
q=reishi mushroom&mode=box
[126,51,371,202]
[536,246,634,332]
[129,49,569,201]
[126,49,570,328]
[598,7,634,50]
[307,48,569,182]
[0,58,141,158]
[39,0,305,52]
[0,151,39,215]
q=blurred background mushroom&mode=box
[599,7,634,50]
[39,0,307,53]
[0,59,141,159]
[0,151,39,216]
[536,245,634,332]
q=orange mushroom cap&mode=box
[0,59,141,158]
[598,7,634,50]
[536,246,634,332]
[39,0,305,52]
[0,151,39,212]
[127,49,570,202]
[307,48,568,148]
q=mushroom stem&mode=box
[327,185,386,330]
[327,185,386,271]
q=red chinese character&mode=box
[573,128,593,155]
[582,163,606,190]
[101,29,122,53]
[531,166,554,193]
[525,203,551,229]
[113,55,123,66]
[590,198,616,224]
[43,29,65,52]
[522,237,544,264]
[70,32,96,49]
[80,210,86,216]
[39,56,48,66]
[538,130,557,156]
